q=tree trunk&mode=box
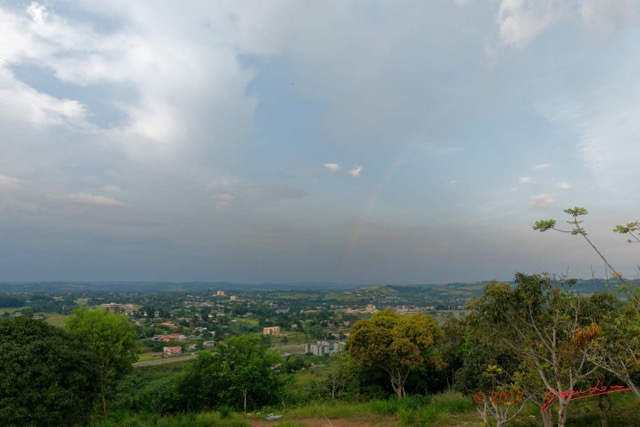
[598,394,612,427]
[557,400,568,427]
[390,376,405,399]
[242,388,248,412]
[623,377,640,400]
[100,383,107,416]
[541,410,553,427]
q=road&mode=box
[133,353,196,367]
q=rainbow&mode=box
[338,142,415,275]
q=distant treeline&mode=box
[0,293,24,308]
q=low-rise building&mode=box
[304,340,341,356]
[163,346,182,356]
[262,326,281,336]
[101,303,124,313]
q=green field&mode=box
[43,313,67,327]
[1,306,27,313]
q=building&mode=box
[304,340,340,356]
[161,333,187,342]
[215,291,226,296]
[230,295,238,301]
[365,304,377,313]
[262,326,281,336]
[163,346,182,356]
[100,303,124,313]
[159,322,178,329]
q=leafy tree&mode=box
[0,317,101,427]
[65,306,138,416]
[468,273,615,427]
[583,289,640,399]
[175,334,285,411]
[347,309,444,399]
[534,206,640,400]
[533,207,635,285]
[324,352,360,400]
[440,317,467,389]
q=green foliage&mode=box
[0,293,24,308]
[533,219,556,232]
[89,410,250,427]
[173,334,286,412]
[533,206,637,284]
[348,310,444,399]
[66,306,138,415]
[0,316,102,427]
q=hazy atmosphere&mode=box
[1,0,639,284]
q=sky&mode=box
[1,0,640,285]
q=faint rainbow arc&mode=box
[338,143,414,276]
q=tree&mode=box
[583,289,640,399]
[468,273,615,427]
[533,207,635,285]
[65,307,138,416]
[0,317,101,427]
[175,334,285,411]
[347,310,444,399]
[534,207,640,400]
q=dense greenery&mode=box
[66,307,138,415]
[348,310,444,399]
[173,334,285,411]
[0,317,102,427]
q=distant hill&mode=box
[0,278,633,294]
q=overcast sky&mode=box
[1,0,639,284]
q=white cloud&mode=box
[496,0,636,48]
[0,2,258,162]
[27,2,47,24]
[517,176,536,184]
[556,181,571,190]
[529,193,555,208]
[449,179,461,185]
[348,165,363,177]
[324,163,341,172]
[533,163,551,170]
[63,192,123,207]
[497,0,560,47]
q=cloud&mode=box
[102,185,120,193]
[27,2,47,24]
[208,175,308,209]
[556,181,571,190]
[324,163,341,172]
[348,165,363,177]
[0,174,21,189]
[63,192,123,207]
[496,0,637,48]
[517,176,536,184]
[529,194,555,208]
[533,163,551,170]
[0,1,258,162]
[449,179,461,185]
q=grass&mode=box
[233,317,259,327]
[136,352,159,362]
[43,313,67,327]
[91,411,249,427]
[89,387,640,427]
[0,306,27,313]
